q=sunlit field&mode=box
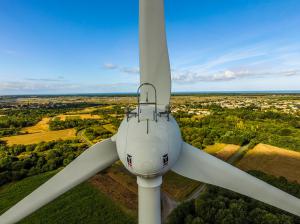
[237,143,300,183]
[1,129,76,146]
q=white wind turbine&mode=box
[1,0,299,223]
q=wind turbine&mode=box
[1,0,300,223]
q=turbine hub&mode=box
[116,104,182,178]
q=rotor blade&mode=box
[139,0,171,107]
[0,139,119,224]
[172,142,300,216]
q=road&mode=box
[227,144,249,164]
[77,129,93,146]
[161,192,178,222]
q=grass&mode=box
[0,169,136,224]
[103,124,117,134]
[237,143,300,183]
[1,128,76,146]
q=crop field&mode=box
[162,171,200,201]
[213,144,240,161]
[66,107,99,114]
[204,143,240,161]
[237,143,300,183]
[204,143,228,154]
[1,128,76,146]
[90,164,138,217]
[55,114,101,121]
[0,170,136,224]
[22,117,50,134]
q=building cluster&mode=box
[171,96,300,115]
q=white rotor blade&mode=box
[172,142,300,216]
[139,0,171,107]
[0,139,119,224]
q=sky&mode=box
[0,0,300,95]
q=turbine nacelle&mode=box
[116,105,182,178]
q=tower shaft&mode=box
[137,176,162,224]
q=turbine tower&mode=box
[1,0,299,223]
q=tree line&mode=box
[0,140,87,186]
[167,171,300,224]
[174,106,300,151]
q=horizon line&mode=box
[1,90,300,97]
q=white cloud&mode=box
[25,77,65,82]
[121,67,139,74]
[103,63,139,75]
[103,63,118,69]
[172,69,300,83]
[0,79,138,94]
[0,81,79,91]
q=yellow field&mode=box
[55,114,101,121]
[237,144,300,183]
[214,144,240,161]
[22,117,50,134]
[103,124,117,134]
[204,143,227,154]
[66,107,98,114]
[1,129,76,146]
[204,143,240,161]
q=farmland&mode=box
[22,118,50,134]
[204,143,240,161]
[0,93,299,223]
[0,170,136,224]
[1,129,76,146]
[54,114,101,121]
[237,143,300,183]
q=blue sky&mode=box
[0,0,299,95]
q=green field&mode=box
[0,169,136,224]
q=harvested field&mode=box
[89,174,138,214]
[55,114,101,121]
[204,143,240,161]
[1,129,76,146]
[107,163,137,193]
[237,143,300,183]
[204,143,227,154]
[22,118,50,134]
[162,171,200,201]
[214,144,240,161]
[66,107,98,114]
